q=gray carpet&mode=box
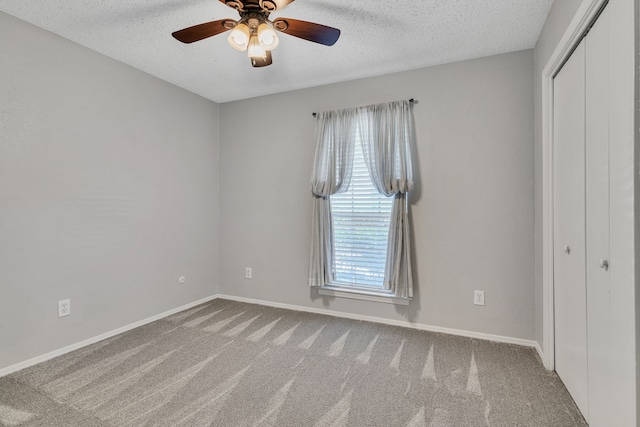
[1,299,586,426]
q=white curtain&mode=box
[308,100,415,299]
[308,109,358,287]
[357,100,414,298]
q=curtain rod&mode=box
[312,99,416,117]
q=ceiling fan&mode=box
[172,0,341,68]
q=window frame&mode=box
[319,127,406,305]
[318,284,410,305]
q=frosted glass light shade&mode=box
[247,35,267,59]
[228,23,250,51]
[257,23,279,50]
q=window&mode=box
[309,100,414,304]
[330,136,393,290]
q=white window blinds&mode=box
[330,138,393,288]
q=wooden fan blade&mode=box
[272,18,340,46]
[260,0,295,11]
[251,51,273,67]
[172,19,232,44]
[219,0,244,11]
[274,0,295,9]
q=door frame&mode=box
[541,0,607,371]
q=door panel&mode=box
[553,39,589,419]
[585,7,610,426]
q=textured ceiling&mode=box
[0,1,553,103]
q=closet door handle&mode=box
[599,259,609,271]
[563,245,571,254]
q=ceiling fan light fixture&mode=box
[257,23,279,50]
[227,22,250,51]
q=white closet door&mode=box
[553,39,589,419]
[585,6,610,426]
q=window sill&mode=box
[318,286,410,306]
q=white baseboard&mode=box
[217,294,538,349]
[534,342,546,367]
[0,294,218,378]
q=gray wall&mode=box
[219,50,535,340]
[0,12,220,370]
[533,0,583,349]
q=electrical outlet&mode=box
[245,267,252,279]
[58,299,71,317]
[179,276,186,284]
[474,290,485,306]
